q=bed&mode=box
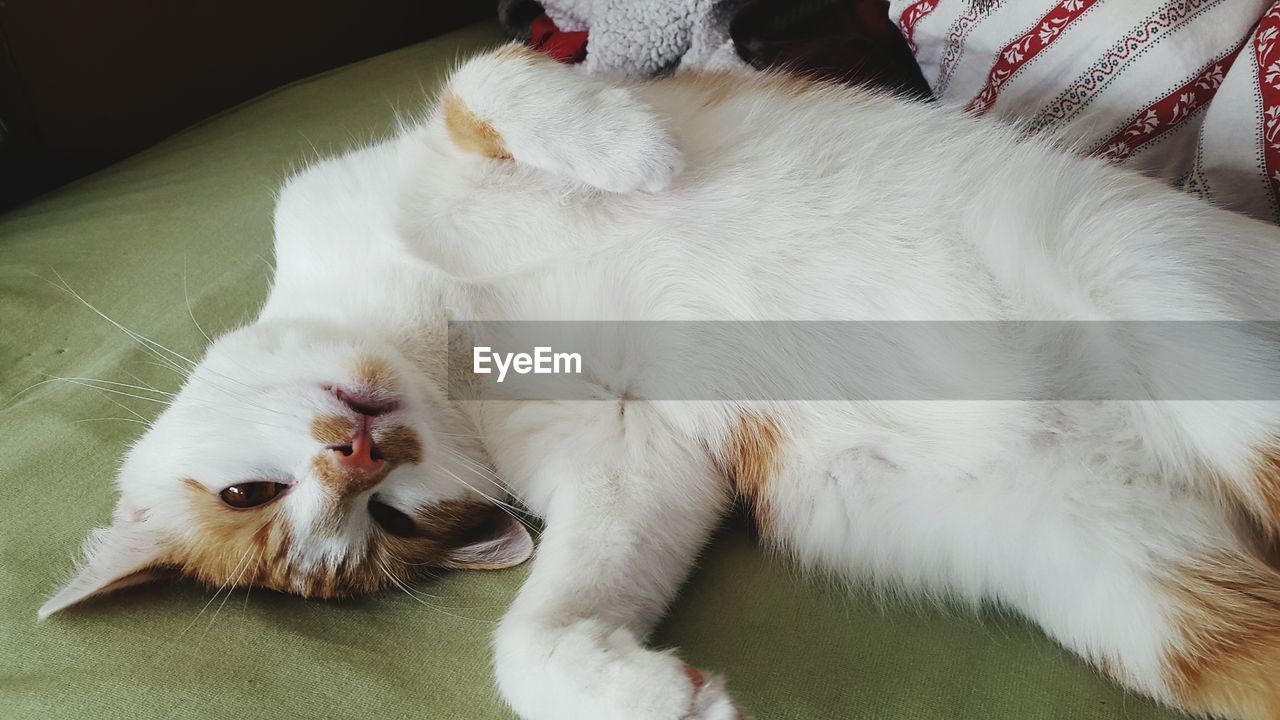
[0,21,1187,720]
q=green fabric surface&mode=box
[0,22,1188,720]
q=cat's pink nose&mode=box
[329,421,384,474]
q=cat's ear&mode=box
[38,521,170,620]
[441,512,533,570]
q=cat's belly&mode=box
[755,414,1023,598]
[749,401,1185,606]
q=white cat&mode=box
[41,45,1280,720]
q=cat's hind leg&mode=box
[766,437,1280,719]
[979,479,1280,720]
[436,45,683,193]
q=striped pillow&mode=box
[890,0,1280,223]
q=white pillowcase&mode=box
[890,0,1280,223]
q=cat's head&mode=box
[39,319,531,619]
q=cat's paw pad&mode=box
[682,667,748,720]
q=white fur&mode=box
[44,47,1280,719]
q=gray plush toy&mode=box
[540,0,750,76]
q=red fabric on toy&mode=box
[530,13,588,64]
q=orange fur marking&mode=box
[668,71,819,110]
[1164,553,1280,720]
[312,454,391,498]
[179,478,505,600]
[493,43,543,62]
[722,413,784,535]
[352,357,398,395]
[442,90,511,159]
[373,424,423,466]
[668,72,740,109]
[310,414,356,445]
[761,72,824,96]
[1094,655,1116,681]
[180,477,296,591]
[1252,446,1280,535]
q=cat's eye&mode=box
[368,497,419,537]
[219,481,288,509]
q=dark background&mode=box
[0,1,492,211]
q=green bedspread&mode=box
[0,22,1186,720]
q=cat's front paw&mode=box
[558,88,684,194]
[495,618,746,720]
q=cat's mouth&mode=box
[327,385,400,417]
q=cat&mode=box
[40,44,1280,720]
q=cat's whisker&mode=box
[147,345,310,422]
[139,360,283,417]
[168,355,265,400]
[52,377,299,432]
[99,393,152,425]
[112,316,202,370]
[439,462,521,512]
[54,379,173,405]
[174,547,255,643]
[374,556,450,595]
[21,374,224,429]
[178,268,307,422]
[242,577,253,613]
[440,448,536,514]
[132,364,306,428]
[142,360,191,380]
[49,272,283,415]
[444,455,504,488]
[377,560,440,606]
[447,460,537,526]
[18,374,253,434]
[375,549,502,610]
[445,448,508,485]
[41,375,177,397]
[47,271,196,378]
[123,370,178,397]
[436,465,541,538]
[182,259,216,347]
[117,331,192,376]
[74,416,152,427]
[435,430,488,440]
[439,444,503,477]
[10,374,169,404]
[146,550,256,720]
[201,546,261,639]
[189,375,304,421]
[374,558,494,625]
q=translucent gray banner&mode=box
[446,321,1280,401]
